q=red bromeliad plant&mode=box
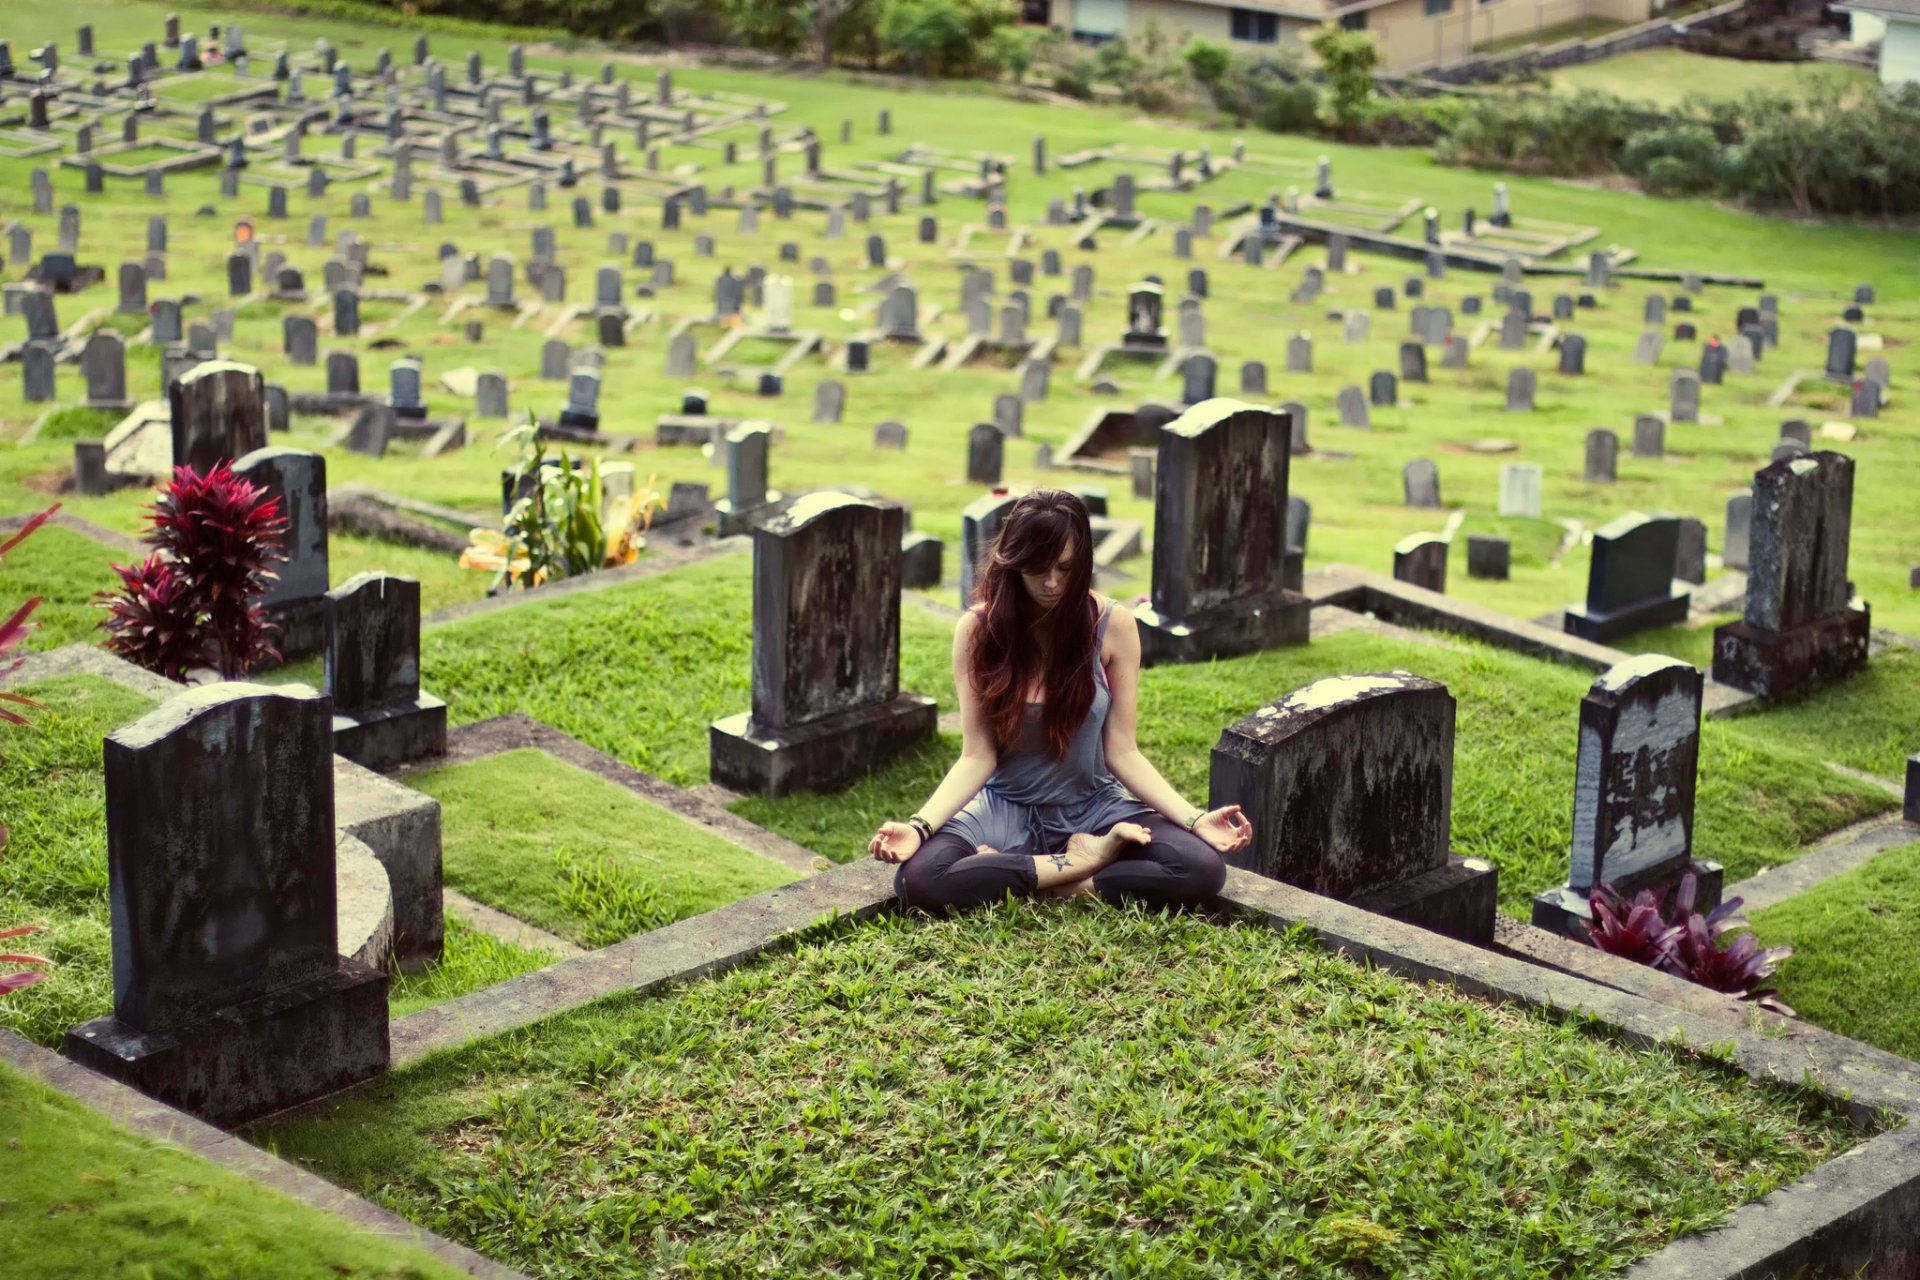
[1587,872,1795,1015]
[0,925,51,997]
[1,506,56,997]
[97,464,288,680]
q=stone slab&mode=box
[333,693,448,774]
[1712,604,1871,700]
[1135,590,1310,665]
[1562,589,1691,643]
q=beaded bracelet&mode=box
[907,814,935,843]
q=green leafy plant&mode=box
[468,423,665,592]
[1309,23,1381,134]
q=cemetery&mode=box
[0,1,1916,1275]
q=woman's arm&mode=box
[1102,605,1253,857]
[915,610,999,827]
[870,611,997,862]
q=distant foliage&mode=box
[1308,23,1381,134]
[1440,76,1920,216]
[1214,50,1321,133]
[96,465,287,681]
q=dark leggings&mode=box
[894,814,1227,914]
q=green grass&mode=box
[29,406,125,444]
[403,749,800,947]
[1715,642,1920,781]
[0,676,155,1048]
[1751,840,1920,1061]
[388,914,557,1019]
[0,1061,466,1280]
[1548,50,1878,108]
[5,526,124,651]
[254,898,1864,1278]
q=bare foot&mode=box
[1065,822,1152,870]
[1041,877,1099,901]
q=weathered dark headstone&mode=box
[1393,534,1447,593]
[170,361,267,473]
[327,572,447,779]
[65,684,389,1126]
[1564,513,1689,642]
[1209,673,1495,944]
[1583,428,1618,484]
[1713,452,1869,697]
[1136,400,1308,663]
[710,495,936,795]
[234,446,329,658]
[1403,459,1440,509]
[1466,535,1509,581]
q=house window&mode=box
[1230,8,1281,42]
[1339,8,1368,28]
[1425,0,1451,13]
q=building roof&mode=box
[1834,0,1920,17]
[1161,0,1332,18]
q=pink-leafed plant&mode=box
[0,505,56,997]
[1587,872,1795,1015]
[97,464,287,679]
[0,925,51,998]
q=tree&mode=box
[1184,38,1230,102]
[722,0,875,63]
[1308,23,1380,135]
[988,23,1038,84]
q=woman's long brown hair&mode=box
[969,490,1097,758]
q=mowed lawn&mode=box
[1548,50,1878,107]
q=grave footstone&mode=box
[1563,513,1688,642]
[1712,452,1868,697]
[1136,399,1309,663]
[1467,535,1509,581]
[64,683,389,1127]
[326,572,447,775]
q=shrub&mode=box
[1308,23,1381,134]
[1216,52,1320,133]
[465,425,665,592]
[1436,90,1636,175]
[1587,872,1794,1014]
[96,465,287,680]
[1620,124,1726,195]
[877,0,1015,77]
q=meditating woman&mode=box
[870,489,1249,911]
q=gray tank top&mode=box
[984,600,1122,809]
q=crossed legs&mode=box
[894,814,1226,915]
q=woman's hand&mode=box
[869,821,924,864]
[1191,805,1252,856]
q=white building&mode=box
[1834,0,1920,87]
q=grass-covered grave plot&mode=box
[0,1060,468,1280]
[0,678,546,1047]
[257,899,1867,1278]
[404,748,801,948]
[414,554,1894,912]
[1752,840,1920,1063]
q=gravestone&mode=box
[65,684,389,1127]
[1287,333,1312,373]
[81,331,128,406]
[1181,353,1216,406]
[1136,399,1309,663]
[1209,673,1495,944]
[1505,368,1535,413]
[170,361,267,473]
[1724,492,1752,571]
[1337,385,1369,429]
[1584,428,1618,484]
[1669,370,1700,423]
[1466,535,1509,581]
[1498,462,1542,519]
[1675,516,1707,585]
[1393,534,1447,593]
[993,393,1023,438]
[1240,361,1267,396]
[232,445,331,660]
[1558,334,1586,376]
[966,423,1004,485]
[813,380,846,424]
[1282,400,1309,456]
[1403,459,1441,509]
[1369,371,1397,408]
[874,420,907,450]
[1631,330,1663,366]
[1563,513,1689,642]
[1712,452,1869,697]
[1632,414,1664,459]
[710,495,936,796]
[21,346,54,403]
[1399,342,1428,383]
[327,351,361,396]
[1532,656,1720,940]
[327,573,447,777]
[541,340,572,381]
[1824,327,1856,383]
[344,405,392,458]
[475,372,509,419]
